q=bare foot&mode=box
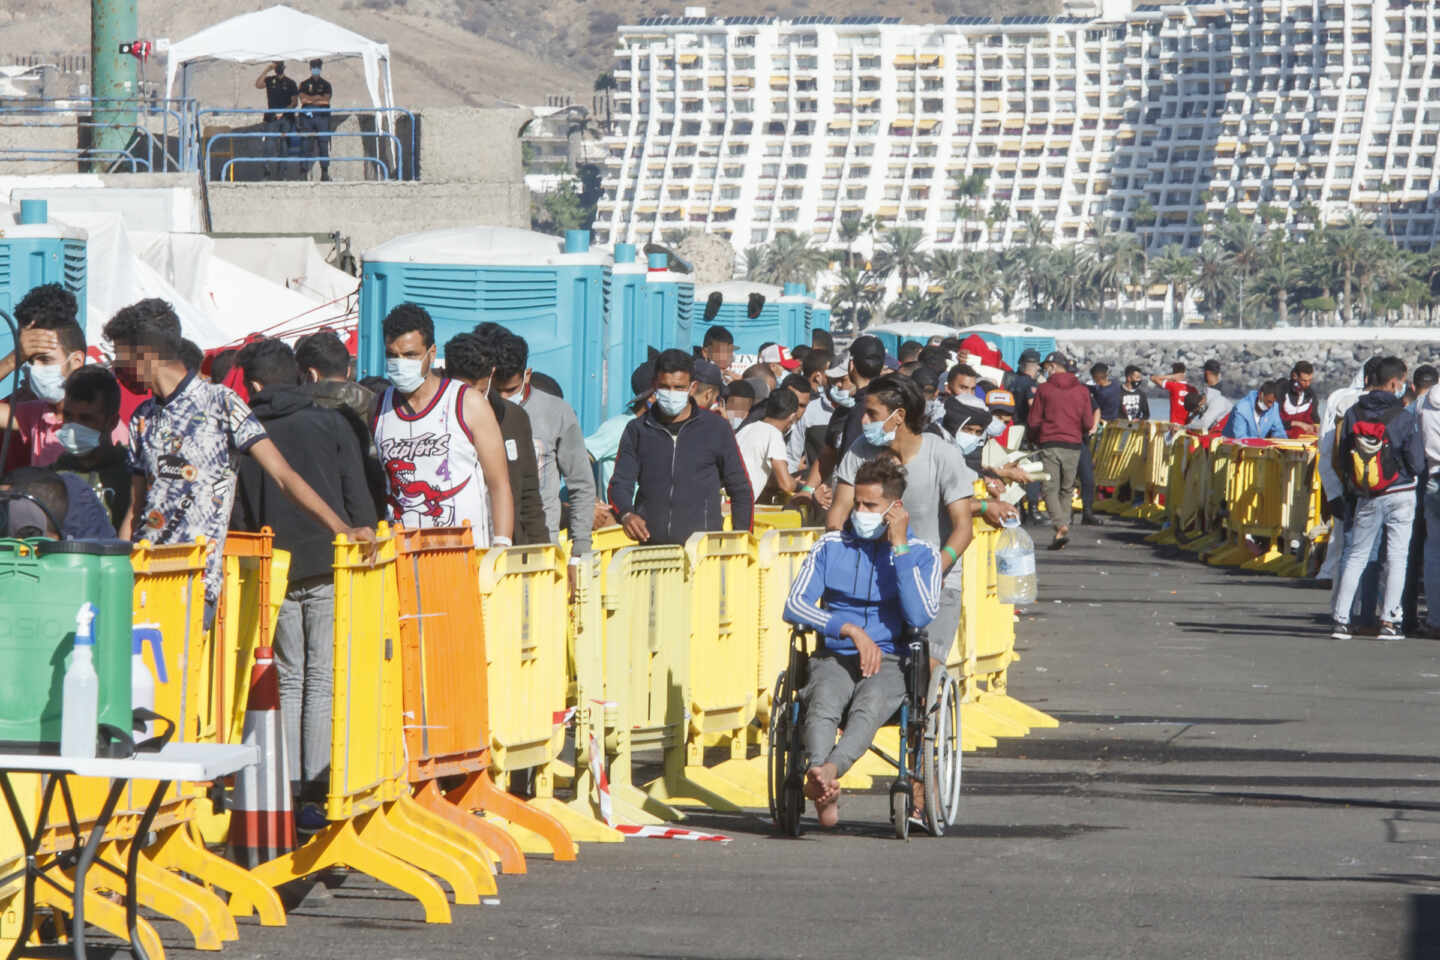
[911,779,925,818]
[812,763,841,828]
[803,766,828,803]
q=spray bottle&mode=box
[131,624,166,742]
[60,602,99,759]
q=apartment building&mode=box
[595,1,1440,262]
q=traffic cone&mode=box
[226,645,296,867]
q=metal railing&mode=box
[203,128,402,183]
[0,97,198,173]
[195,106,418,182]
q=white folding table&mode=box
[0,743,258,960]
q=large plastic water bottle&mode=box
[995,518,1037,606]
[61,602,99,759]
[131,625,167,742]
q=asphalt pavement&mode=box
[164,520,1440,960]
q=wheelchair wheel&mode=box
[921,671,963,835]
[890,782,911,841]
[768,670,804,837]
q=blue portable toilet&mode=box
[811,297,832,335]
[779,283,813,350]
[961,322,1057,369]
[691,281,799,358]
[359,226,612,433]
[0,200,87,361]
[607,243,648,420]
[643,253,695,356]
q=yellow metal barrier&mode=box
[574,545,693,824]
[236,525,481,925]
[478,543,616,847]
[1091,421,1148,514]
[1127,421,1173,523]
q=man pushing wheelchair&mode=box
[782,456,941,828]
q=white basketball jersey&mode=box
[373,378,492,545]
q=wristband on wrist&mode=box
[492,535,513,548]
[799,485,814,494]
[892,542,910,555]
[979,499,989,515]
[942,545,959,564]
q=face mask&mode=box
[830,387,855,409]
[985,419,1006,438]
[311,67,322,77]
[56,422,102,456]
[862,411,897,447]
[386,356,426,393]
[925,399,944,424]
[727,414,743,430]
[27,362,67,404]
[655,388,689,417]
[1395,384,1408,400]
[850,505,890,540]
[955,431,984,455]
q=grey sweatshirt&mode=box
[1420,383,1440,472]
[519,388,596,555]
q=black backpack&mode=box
[1346,405,1405,494]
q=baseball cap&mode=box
[759,344,801,371]
[692,359,724,389]
[825,350,850,379]
[1203,359,1222,374]
[849,335,885,366]
[985,388,1016,413]
[883,353,900,371]
[1043,351,1068,367]
[1019,348,1042,364]
[2,498,51,538]
[629,359,655,401]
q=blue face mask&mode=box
[850,505,891,540]
[655,388,690,417]
[955,431,984,455]
[862,411,897,447]
[830,387,854,409]
[386,356,425,393]
[311,67,322,77]
[985,419,1006,438]
[1395,383,1408,400]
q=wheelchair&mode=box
[768,625,962,839]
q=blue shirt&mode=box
[784,527,941,656]
[1222,390,1286,440]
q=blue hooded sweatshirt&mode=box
[784,525,941,656]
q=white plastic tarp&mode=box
[164,5,394,123]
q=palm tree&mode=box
[827,265,876,331]
[760,231,829,288]
[1193,241,1232,325]
[1217,216,1263,328]
[1254,229,1301,327]
[743,246,766,281]
[887,287,941,324]
[871,225,927,294]
[836,214,874,269]
[951,170,988,249]
[1327,211,1373,325]
[1150,244,1196,328]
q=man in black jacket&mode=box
[442,332,548,545]
[231,338,376,828]
[609,348,753,545]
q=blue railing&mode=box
[0,97,197,173]
[218,154,391,182]
[195,106,418,182]
[202,128,403,182]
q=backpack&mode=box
[1347,405,1405,494]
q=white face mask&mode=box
[850,504,891,540]
[830,387,855,409]
[985,419,1006,438]
[386,356,426,394]
[56,422,102,456]
[925,398,944,424]
[655,388,689,417]
[955,431,984,455]
[727,414,743,430]
[862,411,898,447]
[27,361,67,404]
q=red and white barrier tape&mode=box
[613,825,733,843]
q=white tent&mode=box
[164,5,394,127]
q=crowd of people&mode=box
[6,281,1431,835]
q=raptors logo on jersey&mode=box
[373,378,493,544]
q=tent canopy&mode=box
[165,5,393,116]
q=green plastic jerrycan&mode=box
[0,538,135,755]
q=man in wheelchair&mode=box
[782,456,940,827]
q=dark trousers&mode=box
[297,110,331,177]
[1403,481,1426,630]
[1077,441,1096,514]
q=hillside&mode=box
[2,0,1057,108]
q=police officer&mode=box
[254,61,297,179]
[297,58,334,181]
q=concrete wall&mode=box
[204,180,530,254]
[416,106,529,183]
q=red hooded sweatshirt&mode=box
[1027,371,1097,447]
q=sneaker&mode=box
[1329,620,1352,640]
[296,802,327,835]
[1378,622,1405,640]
